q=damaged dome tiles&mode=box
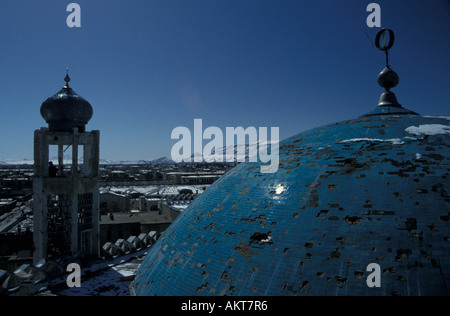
[132,114,450,296]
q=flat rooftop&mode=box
[100,211,172,225]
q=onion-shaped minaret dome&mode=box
[40,70,93,132]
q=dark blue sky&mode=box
[0,0,449,161]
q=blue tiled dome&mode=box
[132,29,449,296]
[132,112,450,296]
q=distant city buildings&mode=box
[0,166,33,202]
[0,159,233,295]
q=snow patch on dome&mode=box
[405,124,450,136]
[339,138,405,145]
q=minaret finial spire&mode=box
[364,29,418,116]
[64,67,71,87]
[375,28,394,68]
[375,29,400,107]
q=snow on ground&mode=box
[39,249,148,296]
[0,206,30,233]
[103,184,209,196]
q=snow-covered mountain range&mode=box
[1,141,277,165]
[0,156,176,166]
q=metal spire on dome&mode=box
[375,28,394,68]
[375,29,400,106]
[64,67,71,88]
[363,28,418,116]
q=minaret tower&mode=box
[33,72,100,263]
